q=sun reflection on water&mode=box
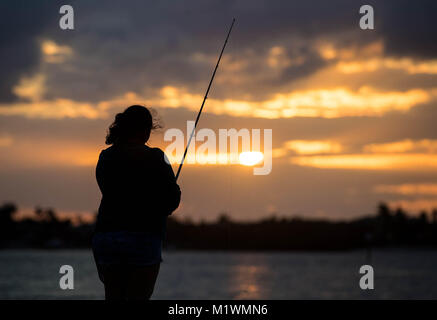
[230,264,269,299]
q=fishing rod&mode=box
[175,18,236,182]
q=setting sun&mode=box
[239,151,264,166]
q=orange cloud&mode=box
[1,85,433,119]
[0,99,103,119]
[285,140,342,155]
[12,74,46,101]
[364,139,437,154]
[317,41,384,61]
[41,40,73,64]
[291,154,437,170]
[149,86,435,119]
[267,46,293,69]
[337,58,437,75]
[2,64,436,119]
[316,40,437,75]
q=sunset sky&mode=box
[1,0,437,222]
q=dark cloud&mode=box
[276,51,326,85]
[8,0,376,102]
[379,0,437,59]
[0,0,437,101]
[2,0,435,104]
[0,1,67,102]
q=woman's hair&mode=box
[105,105,162,145]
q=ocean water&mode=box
[0,249,436,299]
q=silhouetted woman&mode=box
[92,105,181,300]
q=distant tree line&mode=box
[0,204,92,249]
[0,202,436,250]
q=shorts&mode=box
[92,231,163,267]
